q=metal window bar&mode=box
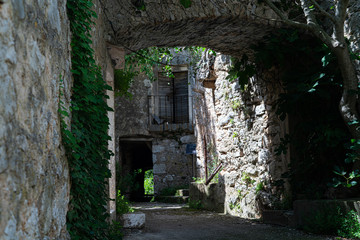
[148,95,192,125]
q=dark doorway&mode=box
[119,140,153,201]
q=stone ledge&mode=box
[120,212,146,229]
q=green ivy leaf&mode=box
[180,0,192,8]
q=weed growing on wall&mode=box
[63,0,115,239]
[116,190,134,215]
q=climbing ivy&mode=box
[64,0,115,239]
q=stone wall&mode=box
[152,135,195,194]
[346,0,360,82]
[194,51,289,219]
[0,1,71,239]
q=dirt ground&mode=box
[123,202,336,240]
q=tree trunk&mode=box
[332,44,360,140]
[332,43,360,171]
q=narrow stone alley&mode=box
[123,203,334,240]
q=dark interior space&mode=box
[118,140,153,201]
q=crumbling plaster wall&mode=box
[0,0,71,239]
[194,52,289,219]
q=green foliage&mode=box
[115,46,206,97]
[180,0,192,8]
[116,191,134,215]
[231,99,242,111]
[64,1,114,239]
[114,69,135,98]
[144,169,154,195]
[255,182,264,194]
[188,198,202,209]
[242,173,255,186]
[133,0,146,10]
[303,207,360,239]
[192,177,205,184]
[338,210,360,239]
[226,54,255,90]
[331,166,360,188]
[108,221,123,239]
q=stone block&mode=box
[180,135,195,144]
[152,145,165,153]
[153,164,166,174]
[189,182,225,212]
[121,212,146,229]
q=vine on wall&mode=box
[63,0,114,239]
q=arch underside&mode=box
[103,0,282,56]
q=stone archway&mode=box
[102,0,281,57]
[103,0,293,221]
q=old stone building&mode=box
[115,50,198,197]
[0,0,359,239]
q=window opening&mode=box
[157,71,189,123]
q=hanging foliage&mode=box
[63,0,115,239]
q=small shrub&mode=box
[144,169,154,195]
[116,190,134,215]
[303,206,360,238]
[188,198,203,210]
[338,210,360,239]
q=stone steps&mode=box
[155,195,189,204]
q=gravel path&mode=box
[123,202,335,240]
